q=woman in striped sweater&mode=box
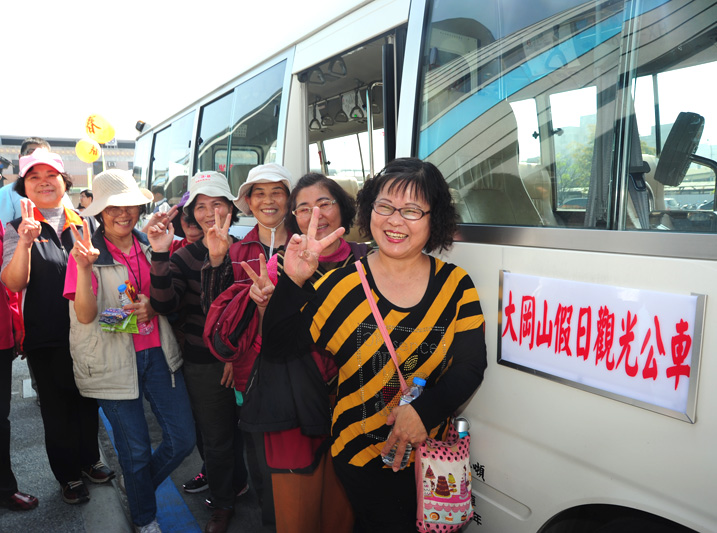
[247,158,488,533]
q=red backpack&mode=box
[202,280,260,392]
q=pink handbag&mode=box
[355,261,474,532]
[415,423,473,532]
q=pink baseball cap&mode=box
[19,148,65,177]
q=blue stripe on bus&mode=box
[417,0,670,159]
[99,407,202,533]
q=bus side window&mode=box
[511,98,562,226]
[634,63,717,229]
[416,0,717,234]
[550,87,596,225]
[195,61,286,195]
[196,91,233,174]
[452,101,543,226]
[149,112,194,200]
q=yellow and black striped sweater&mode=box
[262,255,487,470]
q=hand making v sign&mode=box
[17,199,42,246]
[206,207,232,267]
[240,253,274,309]
[69,219,99,269]
[146,219,175,253]
[283,206,345,287]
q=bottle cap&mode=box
[454,417,470,435]
[118,283,127,292]
[413,377,427,386]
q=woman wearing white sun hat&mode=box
[63,168,195,533]
[148,170,249,533]
[200,163,294,530]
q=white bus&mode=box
[133,0,717,531]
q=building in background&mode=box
[0,136,135,206]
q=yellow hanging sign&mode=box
[75,138,101,163]
[85,114,115,144]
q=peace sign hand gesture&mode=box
[142,205,179,235]
[17,199,42,246]
[240,254,274,309]
[147,219,175,253]
[207,208,232,267]
[283,206,345,287]
[70,219,99,269]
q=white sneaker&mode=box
[135,519,162,533]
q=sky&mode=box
[3,0,363,141]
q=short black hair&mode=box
[15,172,73,199]
[184,196,239,227]
[356,157,457,253]
[286,173,356,235]
[80,189,93,199]
[19,137,50,157]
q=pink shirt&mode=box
[64,236,161,352]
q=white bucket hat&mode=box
[81,169,150,217]
[184,171,234,214]
[234,163,294,216]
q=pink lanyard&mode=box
[355,260,410,395]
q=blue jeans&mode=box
[99,348,195,527]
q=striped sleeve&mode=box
[149,251,182,314]
[411,265,487,430]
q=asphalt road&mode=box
[0,357,267,533]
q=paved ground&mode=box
[0,357,267,533]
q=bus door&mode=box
[300,28,406,239]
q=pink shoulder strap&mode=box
[355,260,410,394]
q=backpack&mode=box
[202,280,260,392]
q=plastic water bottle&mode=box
[118,284,154,335]
[383,376,426,469]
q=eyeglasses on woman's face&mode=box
[292,199,337,219]
[104,205,141,217]
[372,202,430,221]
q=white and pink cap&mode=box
[19,148,65,177]
[183,171,234,213]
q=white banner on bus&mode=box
[498,271,705,422]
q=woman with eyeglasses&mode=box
[64,169,195,533]
[1,149,112,507]
[222,172,368,533]
[245,158,488,533]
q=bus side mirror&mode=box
[654,111,704,187]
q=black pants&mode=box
[333,457,417,533]
[0,348,17,497]
[183,361,249,508]
[244,430,275,526]
[26,345,100,485]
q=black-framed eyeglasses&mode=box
[293,199,337,218]
[372,202,430,221]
